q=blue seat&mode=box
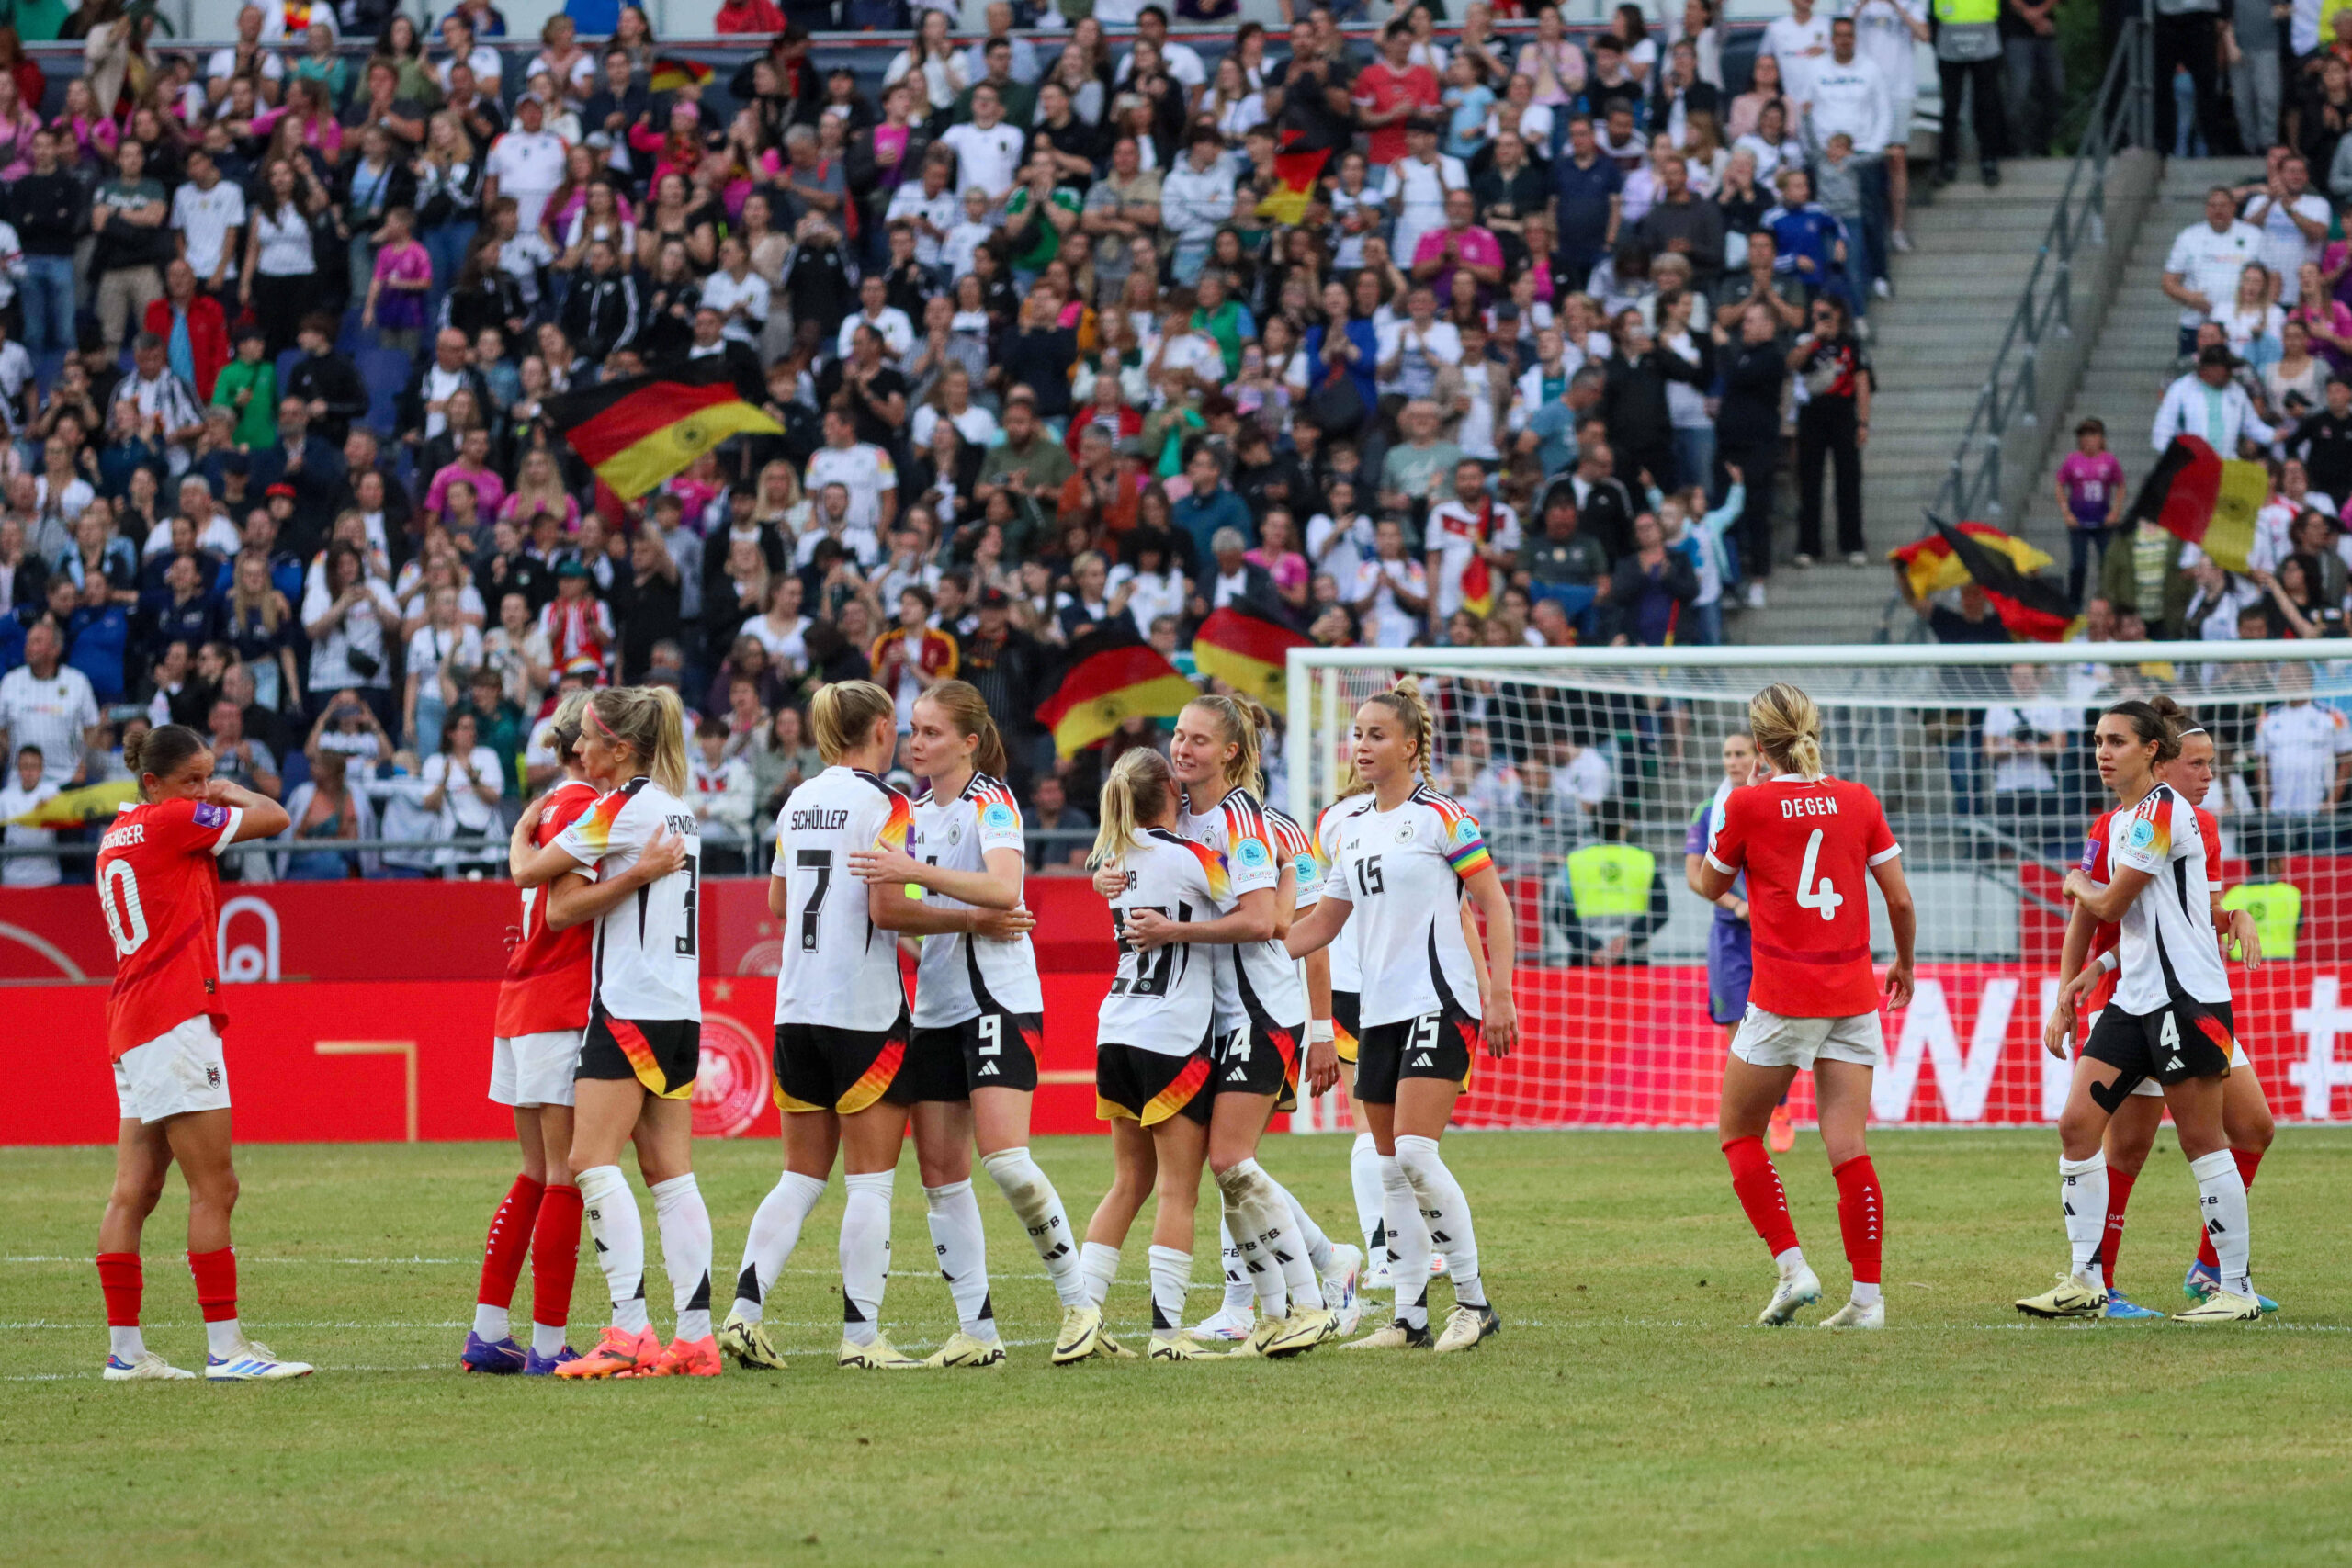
[356,349,413,437]
[274,348,301,392]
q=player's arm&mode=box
[848,841,1023,909]
[1461,896,1493,1018]
[1684,851,1747,917]
[206,777,289,840]
[2045,901,2098,1056]
[1303,939,1340,1096]
[1125,885,1277,949]
[1870,852,1916,1010]
[866,873,1035,938]
[2062,861,2154,924]
[1461,861,1517,1057]
[1271,862,1297,941]
[546,829,690,931]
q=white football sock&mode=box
[1216,1211,1255,1314]
[1851,1281,1883,1306]
[2188,1149,2253,1296]
[1774,1246,1807,1275]
[1148,1245,1192,1337]
[578,1165,650,1335]
[839,1170,894,1348]
[2060,1152,2109,1284]
[1217,1159,1308,1317]
[980,1147,1088,1308]
[650,1173,713,1341]
[1350,1134,1385,1255]
[1080,1241,1120,1310]
[530,1322,567,1358]
[109,1326,145,1362]
[1380,1155,1430,1330]
[923,1179,997,1342]
[1395,1134,1483,1309]
[206,1317,244,1359]
[731,1170,828,1325]
[471,1303,509,1340]
[1272,1175,1334,1278]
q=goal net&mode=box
[1281,640,2352,1133]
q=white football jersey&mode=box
[1311,794,1374,993]
[910,771,1043,1025]
[1098,827,1231,1057]
[2101,783,2231,1014]
[554,777,704,1022]
[1177,786,1297,1032]
[772,766,915,1032]
[1317,786,1489,1029]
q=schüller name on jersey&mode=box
[791,807,851,832]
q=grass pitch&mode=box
[6,1129,2352,1568]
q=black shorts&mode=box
[912,1009,1043,1097]
[1216,1019,1302,1112]
[2084,996,2237,1095]
[1355,998,1479,1106]
[774,1007,912,1115]
[579,1007,699,1100]
[1096,1037,1216,1127]
[1332,990,1362,1066]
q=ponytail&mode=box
[1360,675,1434,787]
[1089,747,1175,868]
[809,679,897,765]
[917,679,1009,779]
[1749,682,1824,780]
[1184,693,1269,798]
[2104,697,2183,765]
[585,684,689,796]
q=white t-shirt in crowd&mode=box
[485,130,570,234]
[2255,701,2352,813]
[171,181,248,279]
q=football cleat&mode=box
[1050,1304,1104,1365]
[554,1325,660,1379]
[2173,1289,2264,1324]
[1094,1330,1138,1359]
[1819,1298,1885,1330]
[636,1335,721,1377]
[2182,1259,2221,1300]
[836,1336,923,1371]
[1147,1333,1221,1360]
[1250,1306,1338,1359]
[102,1350,196,1381]
[922,1332,1006,1369]
[2101,1292,2165,1321]
[523,1346,579,1375]
[1187,1304,1255,1342]
[1343,1318,1432,1351]
[1433,1301,1502,1353]
[718,1314,787,1371]
[2015,1271,2108,1319]
[1364,1253,1396,1290]
[1429,1251,1450,1278]
[205,1340,314,1381]
[1767,1103,1796,1155]
[459,1332,526,1374]
[1757,1262,1823,1325]
[1323,1244,1364,1337]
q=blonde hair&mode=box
[1749,682,1824,778]
[809,679,896,764]
[1183,694,1270,797]
[1089,747,1176,868]
[1359,674,1434,787]
[917,680,1008,779]
[586,684,689,795]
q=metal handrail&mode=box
[1924,19,2152,531]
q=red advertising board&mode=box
[12,964,2352,1145]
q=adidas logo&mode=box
[978,1062,1000,1077]
[1227,1067,1249,1081]
[2165,1055,2184,1071]
[1411,1052,1434,1066]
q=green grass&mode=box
[6,1130,2352,1567]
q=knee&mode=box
[2234,1103,2277,1155]
[915,1149,967,1189]
[2055,1110,2106,1159]
[109,1171,167,1218]
[1818,1128,1868,1167]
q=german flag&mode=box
[1926,517,2078,642]
[1887,521,2053,603]
[1255,140,1330,227]
[1036,625,1199,759]
[650,56,715,93]
[1192,604,1310,712]
[545,358,782,500]
[2129,434,2267,572]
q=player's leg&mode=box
[2163,1069,2260,1321]
[1146,1111,1217,1359]
[1349,1018,1438,1348]
[2096,1092,2164,1318]
[971,1083,1087,1306]
[1063,1112,1155,1362]
[722,1108,837,1370]
[1811,1058,1883,1329]
[97,1117,186,1379]
[837,1098,921,1368]
[2188,1064,2276,1303]
[1394,1074,1497,1354]
[162,1106,310,1379]
[1244,1090,1360,1327]
[1718,1039,1815,1324]
[1208,1085,1333,1355]
[463,1105,547,1373]
[634,1096,718,1374]
[560,1077,662,1377]
[523,1100,582,1370]
[912,1097,1001,1366]
[2017,1047,2128,1318]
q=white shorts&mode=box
[2127,1041,2253,1097]
[113,1017,232,1124]
[1888,96,1917,147]
[1729,1007,1884,1071]
[490,1030,584,1109]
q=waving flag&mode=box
[1887,522,2054,603]
[546,358,782,500]
[650,56,715,93]
[1254,141,1329,227]
[1192,605,1311,712]
[2129,434,2267,572]
[1036,626,1199,758]
[8,780,139,827]
[1926,517,2079,642]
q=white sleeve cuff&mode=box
[2097,949,2119,975]
[1867,843,1902,867]
[1703,852,1735,876]
[208,806,245,856]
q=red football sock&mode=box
[1723,1135,1800,1258]
[530,1183,582,1328]
[477,1174,546,1310]
[187,1247,238,1323]
[2099,1167,2135,1290]
[96,1252,142,1327]
[2195,1147,2263,1269]
[1831,1155,1883,1286]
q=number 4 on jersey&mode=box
[1795,829,1842,921]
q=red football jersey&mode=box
[2079,803,2220,1020]
[1706,774,1898,1018]
[96,796,244,1061]
[492,779,601,1038]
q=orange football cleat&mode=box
[634,1335,721,1378]
[553,1325,661,1379]
[1768,1103,1796,1154]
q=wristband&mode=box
[2096,949,2118,976]
[1307,1019,1334,1045]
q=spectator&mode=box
[2154,344,2279,457]
[1604,510,1700,645]
[421,708,504,874]
[2164,186,2266,355]
[2252,664,2352,855]
[0,617,101,783]
[0,742,61,887]
[2054,417,2128,606]
[1789,294,1872,568]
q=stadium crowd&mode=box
[0,0,1996,885]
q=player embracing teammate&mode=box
[1698,683,1916,1329]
